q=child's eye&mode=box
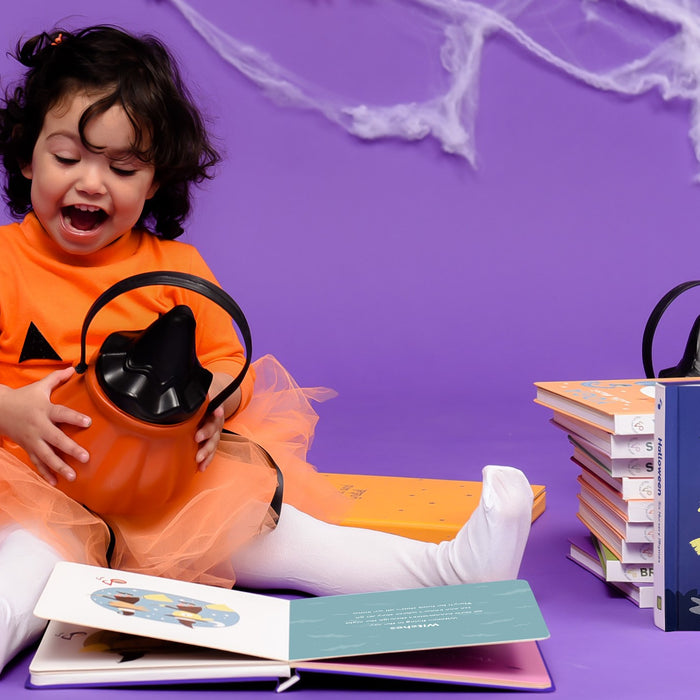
[111,166,137,177]
[54,155,78,165]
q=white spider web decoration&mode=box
[168,0,700,175]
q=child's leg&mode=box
[231,465,533,595]
[0,529,62,672]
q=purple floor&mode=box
[3,1,700,697]
[2,398,698,699]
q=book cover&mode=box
[29,620,554,691]
[34,563,550,663]
[534,379,656,434]
[551,412,653,459]
[567,536,654,608]
[321,473,546,543]
[653,381,700,631]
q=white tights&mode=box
[231,465,533,595]
[0,465,532,671]
[0,529,62,672]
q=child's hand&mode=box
[194,405,224,471]
[0,367,91,485]
[194,372,241,472]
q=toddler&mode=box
[0,26,534,671]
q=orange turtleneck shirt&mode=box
[0,213,254,404]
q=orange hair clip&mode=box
[50,33,64,46]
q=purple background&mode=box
[2,1,700,698]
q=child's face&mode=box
[21,90,158,256]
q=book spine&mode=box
[606,458,654,479]
[576,493,652,543]
[576,458,654,501]
[578,477,653,523]
[603,559,654,583]
[653,382,700,631]
[624,521,655,544]
[610,581,655,608]
[555,413,653,458]
[620,477,655,501]
[653,382,671,630]
[576,509,654,563]
[614,414,654,435]
[619,540,654,565]
[568,433,653,477]
[625,499,655,523]
[610,434,654,459]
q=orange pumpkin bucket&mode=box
[33,271,251,516]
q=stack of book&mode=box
[534,379,656,608]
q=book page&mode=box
[288,580,549,661]
[29,620,291,687]
[34,562,290,661]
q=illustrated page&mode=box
[34,562,290,661]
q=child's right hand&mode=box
[0,367,91,485]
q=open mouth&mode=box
[62,205,108,232]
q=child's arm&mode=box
[182,247,256,413]
[194,372,241,472]
[0,367,91,485]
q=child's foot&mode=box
[437,465,533,583]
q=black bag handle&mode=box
[642,280,700,378]
[75,271,251,414]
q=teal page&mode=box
[288,580,549,661]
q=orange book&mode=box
[321,473,546,543]
[534,379,656,434]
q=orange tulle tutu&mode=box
[0,355,349,587]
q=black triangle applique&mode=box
[19,322,63,363]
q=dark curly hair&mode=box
[0,25,220,239]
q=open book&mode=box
[30,562,553,691]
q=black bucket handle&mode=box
[75,270,251,414]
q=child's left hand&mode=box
[194,371,242,471]
[195,404,225,471]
